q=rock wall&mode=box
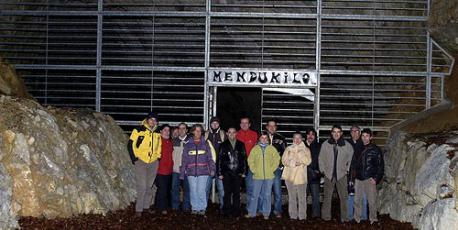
[379,131,458,230]
[0,96,136,229]
[0,58,32,99]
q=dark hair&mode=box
[240,116,251,123]
[191,124,204,133]
[227,126,238,132]
[178,122,188,129]
[331,125,342,132]
[293,131,303,137]
[361,128,373,137]
[265,119,277,125]
[160,124,170,131]
[305,128,317,137]
[260,131,269,137]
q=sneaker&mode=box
[263,216,269,220]
[244,214,254,218]
[275,214,282,218]
[161,210,167,215]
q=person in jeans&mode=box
[171,122,191,211]
[127,112,162,217]
[217,127,247,217]
[155,124,173,214]
[282,131,311,220]
[180,124,216,215]
[265,119,287,218]
[347,125,368,221]
[319,125,354,222]
[245,132,280,220]
[305,128,321,218]
[351,128,384,224]
[236,116,258,212]
[205,117,227,210]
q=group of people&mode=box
[127,112,385,224]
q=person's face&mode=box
[361,133,372,145]
[331,128,342,141]
[161,127,170,139]
[259,134,269,145]
[147,118,157,128]
[293,134,302,145]
[172,128,179,137]
[306,131,316,143]
[210,121,220,130]
[178,124,187,137]
[350,128,361,141]
[193,127,202,139]
[240,118,250,131]
[266,121,277,134]
[227,128,237,141]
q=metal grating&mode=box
[0,0,455,143]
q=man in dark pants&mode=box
[319,125,354,222]
[351,128,384,224]
[217,127,247,217]
[305,128,321,218]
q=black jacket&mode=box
[217,139,247,177]
[306,140,321,184]
[269,132,287,156]
[350,143,384,184]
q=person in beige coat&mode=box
[281,131,312,220]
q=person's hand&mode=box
[241,174,246,178]
[295,162,302,166]
[219,175,223,180]
[369,178,376,185]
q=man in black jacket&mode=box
[265,119,287,218]
[351,128,384,224]
[347,125,367,221]
[217,127,247,217]
[305,128,321,218]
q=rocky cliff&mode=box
[0,96,136,229]
[379,131,458,230]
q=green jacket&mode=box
[248,144,280,180]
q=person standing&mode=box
[352,128,384,224]
[319,125,354,222]
[180,124,216,215]
[171,122,191,211]
[217,127,247,217]
[347,125,368,221]
[127,112,162,217]
[205,117,227,210]
[282,131,311,220]
[245,132,280,220]
[155,124,173,214]
[305,128,321,218]
[236,116,258,212]
[265,119,287,218]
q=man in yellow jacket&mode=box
[127,112,162,217]
[245,132,280,220]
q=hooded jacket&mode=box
[318,137,353,181]
[281,141,312,185]
[180,136,216,179]
[127,119,162,164]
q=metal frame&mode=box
[0,0,455,144]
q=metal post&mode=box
[426,32,432,109]
[95,0,103,112]
[313,0,322,138]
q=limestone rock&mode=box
[0,163,18,229]
[416,198,458,230]
[0,95,136,227]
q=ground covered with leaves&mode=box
[20,203,414,230]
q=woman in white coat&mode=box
[281,131,312,220]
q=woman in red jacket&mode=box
[155,124,174,214]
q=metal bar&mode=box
[426,32,432,109]
[95,0,103,112]
[314,0,322,137]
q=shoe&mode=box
[135,212,142,217]
[244,214,254,218]
[263,216,269,220]
[275,214,282,218]
[161,210,167,215]
[370,220,378,225]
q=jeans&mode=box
[308,183,321,218]
[245,170,254,211]
[348,194,368,220]
[272,168,283,215]
[188,175,210,212]
[171,172,191,211]
[205,177,225,209]
[247,179,274,218]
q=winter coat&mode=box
[237,129,258,156]
[172,135,189,173]
[180,137,216,179]
[248,144,280,180]
[127,120,162,164]
[157,138,173,175]
[281,142,312,185]
[217,139,247,177]
[318,138,354,181]
[350,143,384,184]
[306,140,321,184]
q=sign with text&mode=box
[208,69,317,87]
